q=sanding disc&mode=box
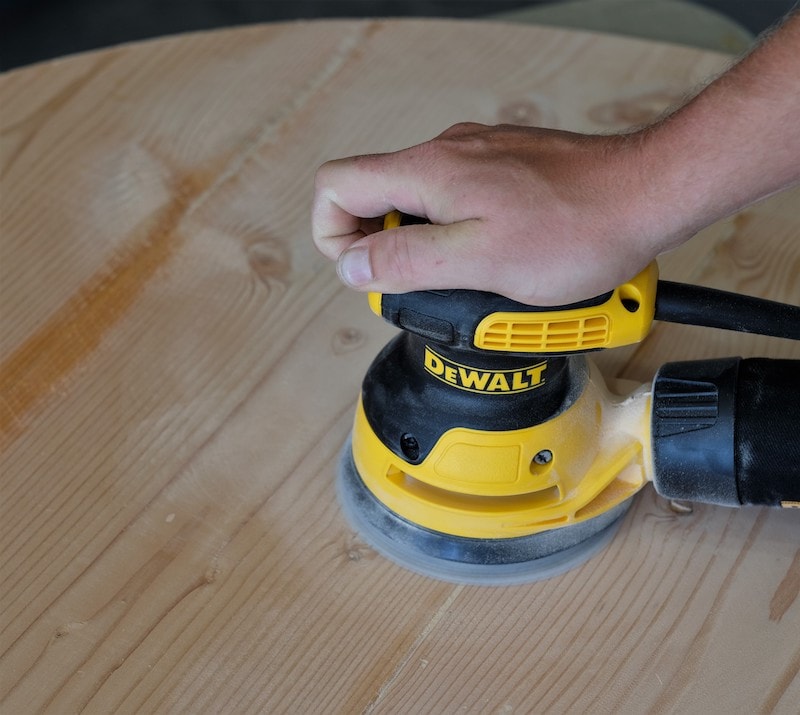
[336,437,631,586]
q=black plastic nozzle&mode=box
[651,357,800,507]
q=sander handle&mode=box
[651,357,800,508]
[375,211,800,353]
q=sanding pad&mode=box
[337,436,631,585]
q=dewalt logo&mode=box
[423,346,546,394]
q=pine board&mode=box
[1,19,798,714]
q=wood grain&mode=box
[1,20,798,713]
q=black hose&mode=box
[654,280,800,340]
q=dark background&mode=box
[1,0,797,71]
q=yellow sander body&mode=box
[336,213,800,584]
[351,360,650,541]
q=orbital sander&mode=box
[337,212,800,585]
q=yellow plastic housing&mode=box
[352,361,653,539]
[474,262,659,353]
[367,291,382,317]
[365,211,402,316]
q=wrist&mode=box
[630,11,800,247]
[592,130,693,261]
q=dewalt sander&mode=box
[337,211,800,585]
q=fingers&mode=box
[312,151,432,260]
[312,158,385,260]
[312,124,512,297]
[312,123,494,261]
[336,220,488,294]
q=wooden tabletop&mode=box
[1,19,798,714]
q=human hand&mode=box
[313,11,800,305]
[312,123,687,306]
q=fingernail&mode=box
[337,246,373,287]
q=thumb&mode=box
[336,221,485,294]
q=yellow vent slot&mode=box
[474,262,659,353]
[478,315,610,352]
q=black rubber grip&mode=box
[651,357,800,507]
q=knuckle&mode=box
[314,156,358,191]
[439,121,486,138]
[313,160,335,190]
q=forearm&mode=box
[641,9,800,245]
